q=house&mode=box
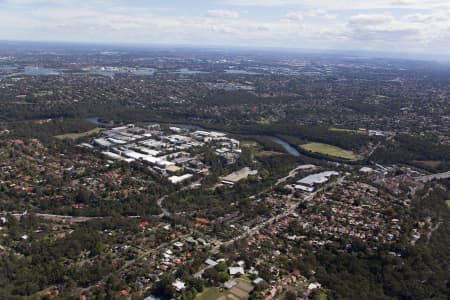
[360,167,374,174]
[172,279,186,292]
[173,241,184,249]
[138,221,149,229]
[308,282,321,291]
[228,266,245,276]
[205,258,218,267]
[169,174,193,184]
[237,260,245,267]
[195,218,210,225]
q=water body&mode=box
[89,70,115,78]
[224,69,261,75]
[131,68,156,76]
[88,68,156,78]
[0,66,21,79]
[175,68,209,75]
[24,67,60,76]
[270,137,300,157]
[0,66,17,71]
[86,117,114,127]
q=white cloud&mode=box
[225,0,450,10]
[0,0,450,55]
[349,14,394,26]
[207,9,239,19]
[285,9,336,22]
[285,11,303,21]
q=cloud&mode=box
[225,0,450,10]
[285,11,303,21]
[344,11,450,52]
[0,0,450,55]
[349,14,394,26]
[285,9,336,22]
[207,9,239,19]
[224,0,302,7]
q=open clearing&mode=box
[32,90,53,97]
[256,117,271,125]
[300,142,359,160]
[229,279,253,299]
[329,127,366,135]
[315,290,328,300]
[55,128,103,140]
[195,288,241,300]
[412,160,443,169]
[196,279,251,300]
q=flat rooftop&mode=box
[221,167,258,184]
[297,171,339,186]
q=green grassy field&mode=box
[32,90,53,97]
[54,128,103,140]
[329,127,366,135]
[257,117,271,125]
[300,142,359,160]
[412,160,443,169]
[196,278,251,300]
[195,287,240,300]
[315,290,328,300]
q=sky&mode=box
[0,0,449,55]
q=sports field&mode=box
[300,142,358,160]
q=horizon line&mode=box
[0,39,448,63]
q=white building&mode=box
[297,171,339,186]
[228,266,245,276]
[172,279,186,292]
[169,174,193,184]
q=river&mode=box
[270,137,300,157]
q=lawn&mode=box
[315,290,328,300]
[32,90,53,97]
[329,127,366,135]
[257,117,271,125]
[412,160,443,169]
[195,287,240,300]
[54,128,103,140]
[300,142,359,161]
